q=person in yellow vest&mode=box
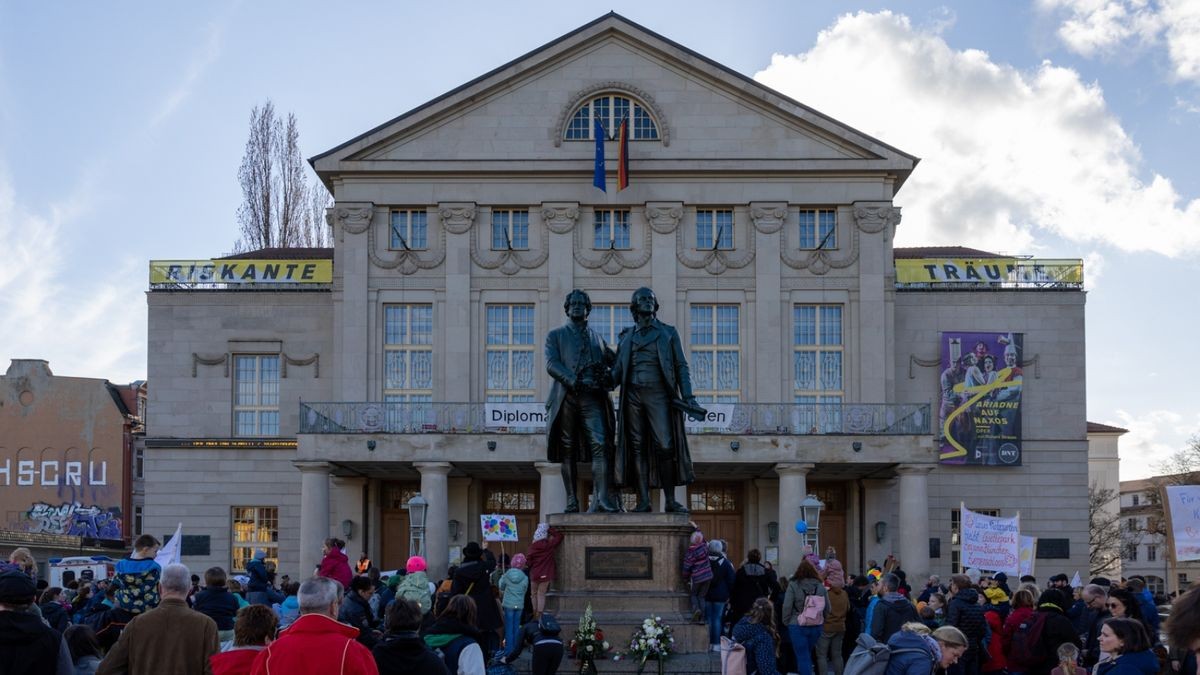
[356,552,371,576]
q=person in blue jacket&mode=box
[885,623,968,675]
[705,540,737,652]
[1095,617,1160,675]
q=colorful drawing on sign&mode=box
[26,502,123,539]
[1019,535,1037,577]
[480,514,518,542]
[960,504,1020,576]
[939,332,1024,466]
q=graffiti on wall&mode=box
[25,501,123,539]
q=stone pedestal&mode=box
[546,512,708,654]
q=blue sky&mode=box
[2,1,1197,479]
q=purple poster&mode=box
[938,332,1024,466]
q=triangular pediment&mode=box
[312,13,916,185]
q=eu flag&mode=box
[593,117,606,192]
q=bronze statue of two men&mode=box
[545,287,703,514]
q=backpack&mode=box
[720,636,747,675]
[843,633,931,675]
[1006,611,1050,670]
[397,574,433,614]
[797,592,826,626]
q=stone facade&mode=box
[143,14,1091,584]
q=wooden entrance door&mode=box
[809,483,848,564]
[688,483,744,565]
[381,511,410,572]
[483,483,539,565]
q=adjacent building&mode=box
[143,14,1091,582]
[1121,475,1199,598]
[0,359,144,576]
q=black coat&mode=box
[372,631,449,675]
[192,587,240,631]
[450,560,502,631]
[39,601,70,634]
[869,596,919,643]
[338,592,380,648]
[1029,608,1082,675]
[947,588,988,660]
[0,609,63,675]
[728,563,773,625]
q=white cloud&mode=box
[0,169,146,382]
[753,10,1200,256]
[149,19,225,128]
[1112,408,1200,479]
[1039,0,1200,82]
[1082,250,1105,289]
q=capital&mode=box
[749,202,788,234]
[414,461,453,477]
[540,202,580,234]
[438,202,477,234]
[329,203,375,235]
[644,202,683,234]
[293,461,332,474]
[774,462,815,476]
[852,202,902,233]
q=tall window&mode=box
[234,355,280,436]
[697,209,734,250]
[134,447,144,480]
[384,305,434,402]
[690,305,740,402]
[798,209,837,249]
[390,209,428,250]
[232,506,278,572]
[1148,544,1158,562]
[486,305,536,401]
[1131,494,1140,506]
[593,209,631,249]
[491,210,529,250]
[588,304,634,345]
[793,306,844,430]
[133,505,143,537]
[565,94,660,140]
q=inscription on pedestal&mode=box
[584,547,653,580]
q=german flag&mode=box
[617,116,629,191]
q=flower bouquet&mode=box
[626,615,675,675]
[569,604,610,674]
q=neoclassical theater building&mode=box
[144,14,1089,582]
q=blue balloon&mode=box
[794,520,808,534]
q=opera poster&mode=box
[938,332,1024,466]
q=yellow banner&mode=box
[895,258,1082,284]
[149,259,333,285]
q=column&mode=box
[645,202,681,325]
[416,461,452,580]
[776,462,814,574]
[897,464,935,579]
[329,203,373,402]
[853,203,902,403]
[750,203,786,402]
[296,461,332,578]
[535,461,567,521]
[439,203,476,401]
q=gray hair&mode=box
[161,563,191,594]
[298,576,341,614]
[1083,584,1108,600]
[882,573,901,592]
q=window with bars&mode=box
[950,508,1000,572]
[491,210,529,250]
[593,209,631,249]
[484,485,538,512]
[689,305,740,403]
[384,305,433,403]
[793,306,843,431]
[697,209,734,250]
[798,209,837,250]
[565,94,660,141]
[390,209,428,250]
[688,485,740,512]
[486,304,536,401]
[233,355,280,436]
[231,506,278,572]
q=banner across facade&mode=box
[150,259,333,285]
[896,258,1082,285]
[939,331,1024,466]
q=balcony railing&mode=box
[299,401,930,436]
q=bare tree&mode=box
[302,178,332,248]
[1090,481,1124,577]
[233,100,329,252]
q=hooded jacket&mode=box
[728,562,771,624]
[246,557,270,593]
[318,549,353,589]
[884,629,939,675]
[0,609,65,675]
[682,541,713,584]
[525,529,563,583]
[396,571,433,615]
[249,613,378,675]
[423,616,484,675]
[372,631,448,675]
[705,553,736,603]
[947,587,987,660]
[499,568,529,611]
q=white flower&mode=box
[586,645,593,652]
[603,641,610,650]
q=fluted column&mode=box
[897,464,935,579]
[416,461,453,580]
[535,461,567,521]
[296,461,332,578]
[776,462,815,574]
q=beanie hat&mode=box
[406,556,427,574]
[690,530,705,545]
[463,542,482,560]
[867,568,882,582]
[387,574,403,590]
[533,523,549,542]
[992,572,1008,584]
[254,549,267,561]
[511,554,527,570]
[824,559,845,587]
[707,540,724,555]
[1049,573,1069,583]
[1038,588,1067,611]
[984,587,1009,605]
[0,570,37,605]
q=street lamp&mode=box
[408,493,428,558]
[799,493,825,552]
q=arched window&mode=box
[565,94,660,141]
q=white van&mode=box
[47,556,116,588]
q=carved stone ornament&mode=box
[282,353,320,378]
[780,213,860,274]
[676,213,755,274]
[192,353,229,378]
[438,202,477,235]
[573,215,653,275]
[330,203,376,235]
[749,202,788,234]
[470,210,549,276]
[644,202,683,234]
[853,203,902,234]
[540,202,580,234]
[553,81,671,147]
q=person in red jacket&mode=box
[250,576,378,675]
[982,601,1008,675]
[211,604,277,675]
[1002,587,1036,662]
[318,538,354,589]
[524,523,563,620]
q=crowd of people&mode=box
[4,530,1200,675]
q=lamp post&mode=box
[799,493,825,554]
[408,493,428,558]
